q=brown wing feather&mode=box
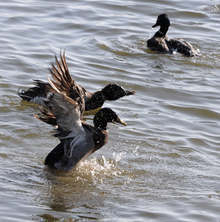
[34,107,57,126]
[48,52,85,115]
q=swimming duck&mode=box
[39,92,126,171]
[18,53,135,115]
[147,14,198,57]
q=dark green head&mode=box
[93,108,126,130]
[101,84,135,101]
[152,14,170,28]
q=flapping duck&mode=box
[39,91,126,171]
[18,53,135,115]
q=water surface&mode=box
[0,0,220,221]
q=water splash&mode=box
[74,155,123,183]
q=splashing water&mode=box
[72,155,124,184]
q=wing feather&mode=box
[34,107,57,126]
[43,92,84,135]
[48,52,85,114]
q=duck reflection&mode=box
[36,158,116,221]
[46,168,104,209]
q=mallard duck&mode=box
[39,92,126,171]
[18,53,135,115]
[147,14,198,57]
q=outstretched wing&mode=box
[34,107,57,126]
[41,92,84,136]
[48,52,85,114]
[41,92,96,171]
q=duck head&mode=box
[101,84,135,101]
[94,108,126,130]
[152,14,170,28]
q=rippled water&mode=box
[1,0,220,221]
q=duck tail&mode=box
[18,80,51,105]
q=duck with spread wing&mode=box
[18,53,135,115]
[37,90,126,171]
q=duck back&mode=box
[167,38,197,57]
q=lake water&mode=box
[0,0,220,221]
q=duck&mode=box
[147,14,198,57]
[38,91,126,171]
[18,53,135,116]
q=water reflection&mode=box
[36,156,122,221]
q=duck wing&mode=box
[34,107,57,126]
[167,39,197,57]
[48,52,85,114]
[42,92,98,171]
[44,134,95,171]
[43,92,84,135]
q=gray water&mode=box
[1,0,220,221]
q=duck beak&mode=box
[152,22,159,28]
[125,90,135,96]
[115,117,127,126]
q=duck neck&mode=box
[155,25,169,38]
[85,91,105,111]
[93,112,108,131]
[94,119,107,131]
